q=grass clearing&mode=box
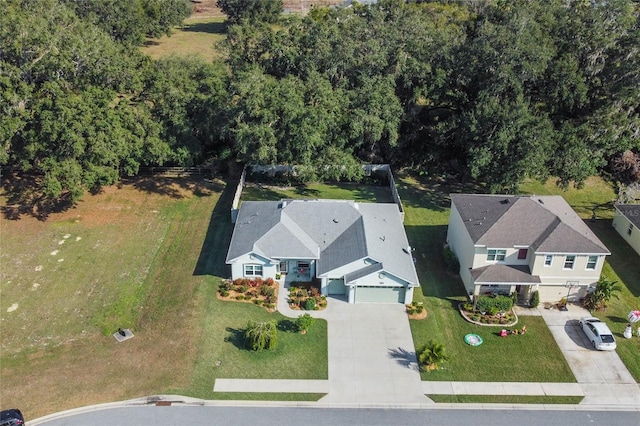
[141,16,227,61]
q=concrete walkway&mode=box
[215,283,639,407]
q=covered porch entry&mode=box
[470,264,541,305]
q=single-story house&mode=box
[226,199,419,304]
[446,194,610,304]
[612,204,640,257]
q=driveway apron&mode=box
[318,298,429,404]
[539,305,640,405]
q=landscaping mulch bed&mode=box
[217,278,279,312]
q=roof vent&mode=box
[538,199,544,204]
[500,199,510,205]
[333,218,339,223]
[281,201,287,208]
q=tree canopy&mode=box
[2,0,639,211]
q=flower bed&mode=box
[288,284,326,310]
[217,277,278,312]
[459,302,518,327]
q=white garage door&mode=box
[355,286,405,303]
[327,278,346,295]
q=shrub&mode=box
[219,280,232,291]
[265,295,276,304]
[407,306,416,315]
[488,306,499,316]
[443,245,460,272]
[219,289,229,297]
[295,313,316,333]
[494,295,513,312]
[264,277,275,286]
[233,278,245,287]
[418,340,449,371]
[416,305,424,314]
[529,290,540,308]
[477,295,513,313]
[260,284,275,297]
[244,320,278,351]
[463,302,473,311]
[239,284,249,293]
[304,298,317,310]
[253,299,263,305]
[511,291,518,305]
[236,295,245,301]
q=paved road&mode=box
[33,405,640,426]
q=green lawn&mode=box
[141,16,227,61]
[398,174,575,382]
[428,395,584,404]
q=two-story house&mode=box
[446,194,610,304]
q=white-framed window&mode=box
[244,264,263,276]
[487,249,506,261]
[563,255,576,270]
[544,255,553,266]
[586,255,598,270]
[278,261,288,273]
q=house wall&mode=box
[613,209,640,257]
[230,253,277,280]
[472,247,531,268]
[446,203,477,292]
[350,271,408,287]
[529,253,603,303]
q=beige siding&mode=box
[446,203,477,291]
[613,211,640,257]
[473,247,530,269]
[319,257,371,278]
[531,253,603,280]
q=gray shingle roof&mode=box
[450,194,609,254]
[471,264,541,284]
[226,199,419,286]
[615,204,640,228]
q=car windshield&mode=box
[601,335,615,343]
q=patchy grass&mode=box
[520,176,617,218]
[0,177,224,419]
[427,395,584,404]
[141,16,227,61]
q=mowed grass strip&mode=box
[427,395,584,404]
[398,174,575,383]
[141,16,227,61]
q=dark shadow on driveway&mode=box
[388,347,419,371]
[563,319,592,350]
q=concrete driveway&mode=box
[540,305,639,405]
[318,298,429,405]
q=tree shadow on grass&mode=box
[181,21,227,34]
[293,186,321,198]
[1,173,75,221]
[278,319,297,333]
[130,176,223,199]
[224,326,247,350]
[396,172,486,212]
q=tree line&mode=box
[2,0,639,208]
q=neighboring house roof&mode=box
[450,194,609,254]
[471,264,541,284]
[615,204,640,229]
[226,199,419,285]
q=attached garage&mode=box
[327,278,346,295]
[355,286,405,303]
